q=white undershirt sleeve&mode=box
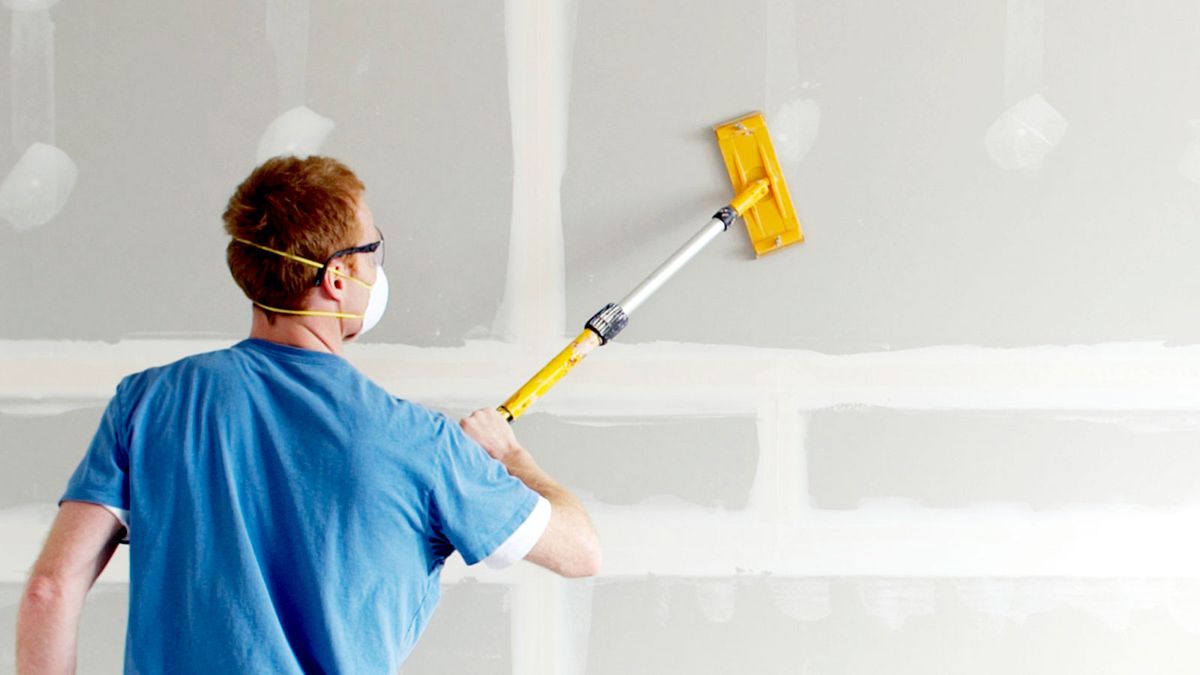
[102,505,130,531]
[103,505,131,543]
[483,496,551,570]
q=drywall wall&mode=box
[564,0,1200,351]
[5,0,1200,674]
[516,413,759,509]
[585,576,1200,674]
[807,408,1200,509]
[0,1,512,346]
[0,408,100,509]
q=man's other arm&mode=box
[16,501,125,674]
[460,409,602,578]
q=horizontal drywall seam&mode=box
[8,504,1200,584]
[5,339,1200,414]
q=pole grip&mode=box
[498,329,603,423]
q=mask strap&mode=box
[232,237,372,289]
[250,301,363,320]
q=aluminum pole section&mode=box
[618,211,734,316]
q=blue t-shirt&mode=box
[61,338,538,674]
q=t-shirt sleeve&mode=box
[60,380,132,518]
[427,414,539,566]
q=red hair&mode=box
[223,156,365,317]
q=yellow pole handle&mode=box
[498,329,602,422]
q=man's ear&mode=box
[318,262,348,299]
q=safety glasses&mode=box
[311,231,384,286]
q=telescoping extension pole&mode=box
[497,179,771,422]
[497,111,805,422]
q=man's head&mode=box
[223,156,381,335]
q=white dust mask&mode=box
[357,266,388,336]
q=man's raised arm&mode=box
[460,409,602,578]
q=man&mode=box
[15,156,601,673]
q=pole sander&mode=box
[498,112,805,422]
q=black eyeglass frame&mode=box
[312,233,385,286]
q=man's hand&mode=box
[460,409,524,463]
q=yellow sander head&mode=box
[713,112,805,257]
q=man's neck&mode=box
[248,309,345,355]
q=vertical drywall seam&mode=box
[1181,1,1200,186]
[265,0,310,111]
[9,4,55,150]
[509,568,592,675]
[1002,0,1043,108]
[793,412,811,514]
[502,2,576,673]
[985,0,1066,170]
[496,0,569,346]
[2,2,77,232]
[257,0,336,163]
[751,368,805,561]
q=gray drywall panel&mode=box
[586,576,1200,675]
[564,0,1200,351]
[0,1,511,346]
[307,1,512,346]
[807,408,1200,509]
[1,583,128,674]
[0,408,104,509]
[400,581,512,675]
[0,2,269,341]
[562,0,767,341]
[514,414,759,509]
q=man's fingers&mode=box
[459,409,521,462]
[462,409,501,428]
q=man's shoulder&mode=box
[384,396,449,431]
[114,344,247,396]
